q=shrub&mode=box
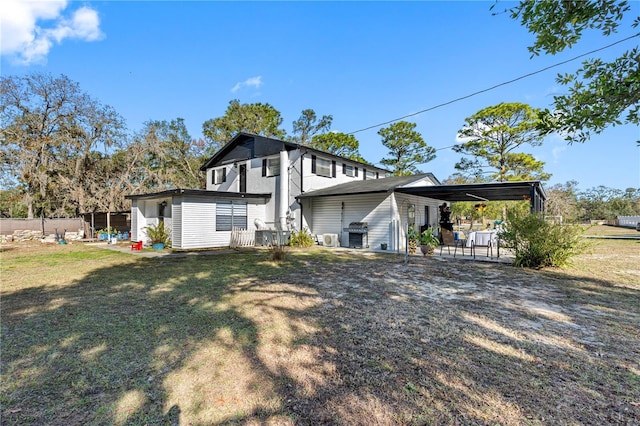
[499,211,589,268]
[144,222,171,246]
[270,243,287,261]
[96,227,117,235]
[289,229,314,247]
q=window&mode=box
[343,164,354,177]
[312,156,332,177]
[213,167,226,184]
[262,157,280,177]
[366,170,376,180]
[216,201,247,231]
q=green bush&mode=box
[96,227,117,235]
[289,229,314,247]
[499,211,589,268]
[144,222,171,246]
[418,228,439,248]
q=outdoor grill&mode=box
[345,221,368,249]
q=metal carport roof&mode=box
[395,181,546,212]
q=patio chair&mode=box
[131,240,143,251]
[440,229,465,257]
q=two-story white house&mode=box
[127,132,546,251]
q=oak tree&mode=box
[309,132,366,163]
[202,99,286,154]
[0,73,125,217]
[133,118,205,191]
[508,0,639,143]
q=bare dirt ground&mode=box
[275,249,640,425]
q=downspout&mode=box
[279,149,289,230]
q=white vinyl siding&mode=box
[131,200,139,242]
[179,197,218,248]
[310,198,342,245]
[166,196,266,249]
[310,193,390,249]
[171,198,182,248]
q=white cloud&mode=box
[231,76,263,93]
[0,0,103,65]
[548,134,568,163]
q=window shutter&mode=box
[376,172,379,179]
[262,159,267,177]
[363,169,367,180]
[222,167,226,183]
[355,167,358,177]
[342,163,346,174]
[332,161,336,177]
[311,155,316,174]
[211,169,215,184]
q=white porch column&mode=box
[279,149,289,230]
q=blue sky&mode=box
[2,1,639,191]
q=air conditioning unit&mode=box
[322,233,339,247]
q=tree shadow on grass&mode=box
[2,247,639,425]
[2,251,318,424]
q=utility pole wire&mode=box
[347,33,640,135]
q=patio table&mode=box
[466,231,497,248]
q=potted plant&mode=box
[407,227,419,255]
[418,228,440,256]
[96,227,116,241]
[145,222,171,250]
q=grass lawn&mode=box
[1,226,639,425]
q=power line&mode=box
[348,32,640,135]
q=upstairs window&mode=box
[213,167,226,184]
[343,164,355,177]
[316,158,331,177]
[312,155,334,177]
[366,170,376,180]
[262,157,280,177]
[268,157,280,176]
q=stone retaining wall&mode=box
[0,229,85,243]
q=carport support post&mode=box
[530,185,536,213]
[404,224,409,264]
